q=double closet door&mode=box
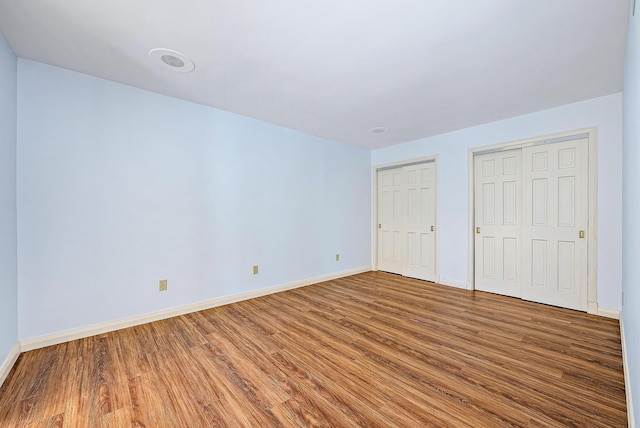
[377,161,437,282]
[474,138,589,311]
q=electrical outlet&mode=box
[253,265,259,275]
[159,279,168,291]
[335,254,340,261]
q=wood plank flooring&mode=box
[0,271,627,427]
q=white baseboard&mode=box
[597,307,621,320]
[438,278,468,289]
[621,317,635,428]
[20,266,372,352]
[0,342,21,388]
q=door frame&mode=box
[467,127,598,314]
[373,155,440,283]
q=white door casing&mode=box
[376,159,438,282]
[474,150,522,298]
[469,129,594,313]
[521,139,589,311]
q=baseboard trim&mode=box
[0,342,21,388]
[438,278,468,289]
[621,317,635,428]
[597,307,621,320]
[21,266,372,352]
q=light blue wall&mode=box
[372,94,623,310]
[0,31,18,368]
[622,2,639,424]
[16,59,371,339]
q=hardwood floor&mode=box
[0,271,627,427]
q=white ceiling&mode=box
[0,1,629,149]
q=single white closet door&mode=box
[377,168,403,274]
[474,150,522,298]
[521,139,589,311]
[403,162,437,281]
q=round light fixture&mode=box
[368,127,388,135]
[149,48,195,73]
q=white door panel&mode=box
[403,163,436,281]
[474,150,522,298]
[522,139,588,311]
[377,168,403,274]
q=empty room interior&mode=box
[1,1,639,426]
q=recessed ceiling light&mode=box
[369,127,388,134]
[149,48,195,73]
